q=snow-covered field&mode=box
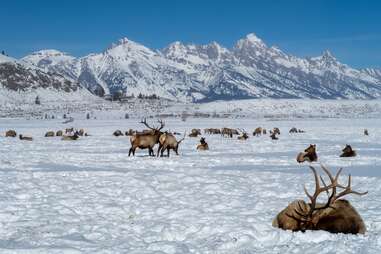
[0,117,381,253]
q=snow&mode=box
[0,117,380,253]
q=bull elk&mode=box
[297,144,318,163]
[128,119,165,156]
[197,137,209,150]
[5,130,17,137]
[273,165,367,234]
[157,132,186,157]
[19,134,33,141]
[340,145,356,157]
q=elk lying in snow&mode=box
[189,129,201,137]
[253,127,262,136]
[5,130,17,137]
[237,129,249,140]
[270,132,278,140]
[19,134,33,141]
[273,165,367,234]
[128,119,165,156]
[340,145,356,157]
[204,128,221,135]
[364,129,369,136]
[197,137,209,150]
[56,130,63,136]
[290,127,305,133]
[157,132,186,157]
[45,131,55,137]
[297,144,318,163]
[113,130,124,137]
[62,133,79,141]
[125,129,135,136]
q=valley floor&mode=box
[0,118,380,253]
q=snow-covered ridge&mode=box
[12,33,381,102]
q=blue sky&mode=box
[1,0,380,68]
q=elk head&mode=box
[273,165,367,234]
[140,118,165,135]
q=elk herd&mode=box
[1,120,371,235]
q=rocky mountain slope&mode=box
[16,33,381,102]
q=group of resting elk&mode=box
[3,119,370,234]
[4,128,89,141]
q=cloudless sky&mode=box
[1,0,380,68]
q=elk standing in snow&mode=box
[273,165,367,234]
[253,127,262,136]
[157,132,186,157]
[128,119,165,156]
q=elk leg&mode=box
[167,147,170,157]
[157,144,162,157]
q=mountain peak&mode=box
[245,33,264,44]
[30,49,68,56]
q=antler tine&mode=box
[333,174,368,202]
[140,118,154,130]
[304,166,337,216]
[157,119,165,130]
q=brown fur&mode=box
[56,130,63,136]
[340,145,357,157]
[297,144,318,163]
[128,119,165,156]
[253,127,262,136]
[273,166,367,234]
[157,132,185,157]
[45,131,55,137]
[5,130,17,137]
[189,129,201,137]
[197,137,209,150]
[237,130,249,140]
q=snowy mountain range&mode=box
[2,33,381,102]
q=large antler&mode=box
[301,165,368,218]
[157,119,165,131]
[140,118,155,130]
